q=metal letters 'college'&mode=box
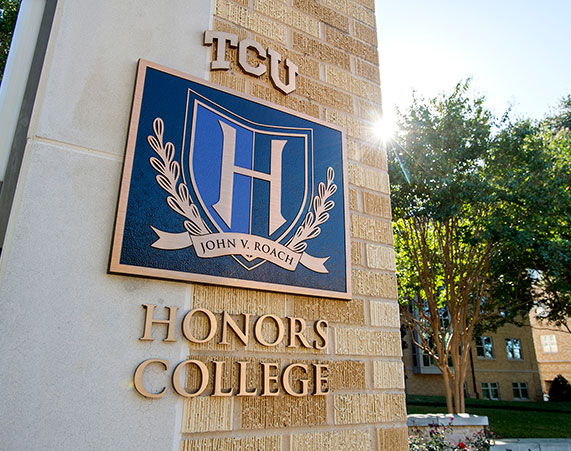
[110,60,350,299]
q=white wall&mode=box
[0,1,213,449]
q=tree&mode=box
[389,81,548,414]
[486,103,571,332]
[548,375,571,402]
[392,81,499,414]
[391,83,571,413]
[546,95,571,132]
[0,0,21,85]
[537,100,571,330]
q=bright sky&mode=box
[375,0,571,123]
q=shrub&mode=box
[549,375,571,402]
[409,420,497,451]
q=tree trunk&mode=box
[454,353,470,413]
[460,358,471,413]
[453,377,461,413]
[442,369,454,413]
[454,376,465,413]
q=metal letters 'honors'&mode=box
[110,60,351,299]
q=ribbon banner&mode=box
[151,229,329,273]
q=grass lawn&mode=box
[407,396,571,439]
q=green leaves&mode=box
[391,80,571,328]
[389,80,492,223]
[0,0,21,86]
[486,113,571,326]
[391,80,571,414]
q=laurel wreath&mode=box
[147,117,335,254]
[147,118,210,236]
[286,167,336,253]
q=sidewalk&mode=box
[492,439,571,450]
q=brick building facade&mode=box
[403,313,571,403]
[403,319,543,402]
[530,310,571,393]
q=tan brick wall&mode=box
[182,436,281,450]
[378,427,409,451]
[405,372,449,398]
[178,0,405,448]
[530,311,571,392]
[292,429,371,449]
[182,397,234,433]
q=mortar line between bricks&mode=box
[180,419,404,439]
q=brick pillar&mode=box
[179,0,407,449]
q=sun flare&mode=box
[373,117,396,143]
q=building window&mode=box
[481,382,500,400]
[411,339,441,374]
[422,350,434,367]
[512,382,529,400]
[540,335,558,353]
[505,338,522,360]
[476,336,494,358]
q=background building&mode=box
[403,313,571,403]
[530,310,571,394]
[404,318,543,402]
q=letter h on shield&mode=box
[213,120,286,235]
